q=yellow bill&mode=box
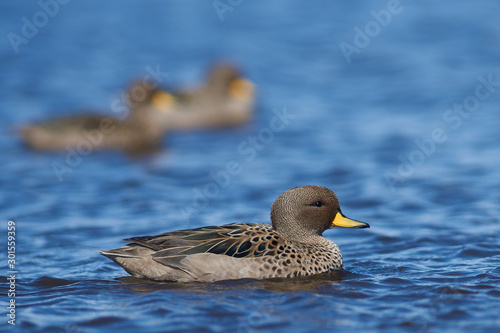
[151,91,175,112]
[332,212,370,228]
[229,78,255,102]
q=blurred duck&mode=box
[20,82,175,154]
[151,63,255,130]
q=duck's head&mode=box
[125,81,177,130]
[127,81,158,109]
[271,186,369,241]
[206,63,255,102]
[126,81,175,113]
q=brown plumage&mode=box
[19,63,254,153]
[156,62,255,130]
[19,81,173,154]
[100,186,370,282]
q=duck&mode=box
[149,62,255,130]
[19,81,175,154]
[100,185,370,282]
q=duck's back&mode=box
[100,223,343,282]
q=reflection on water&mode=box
[115,271,345,293]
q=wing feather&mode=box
[123,223,280,269]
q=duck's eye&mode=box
[312,201,324,207]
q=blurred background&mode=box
[1,1,499,332]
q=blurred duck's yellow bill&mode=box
[152,91,175,112]
[229,78,254,101]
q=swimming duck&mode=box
[19,81,175,154]
[149,63,255,130]
[100,186,370,282]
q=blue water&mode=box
[1,1,500,332]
